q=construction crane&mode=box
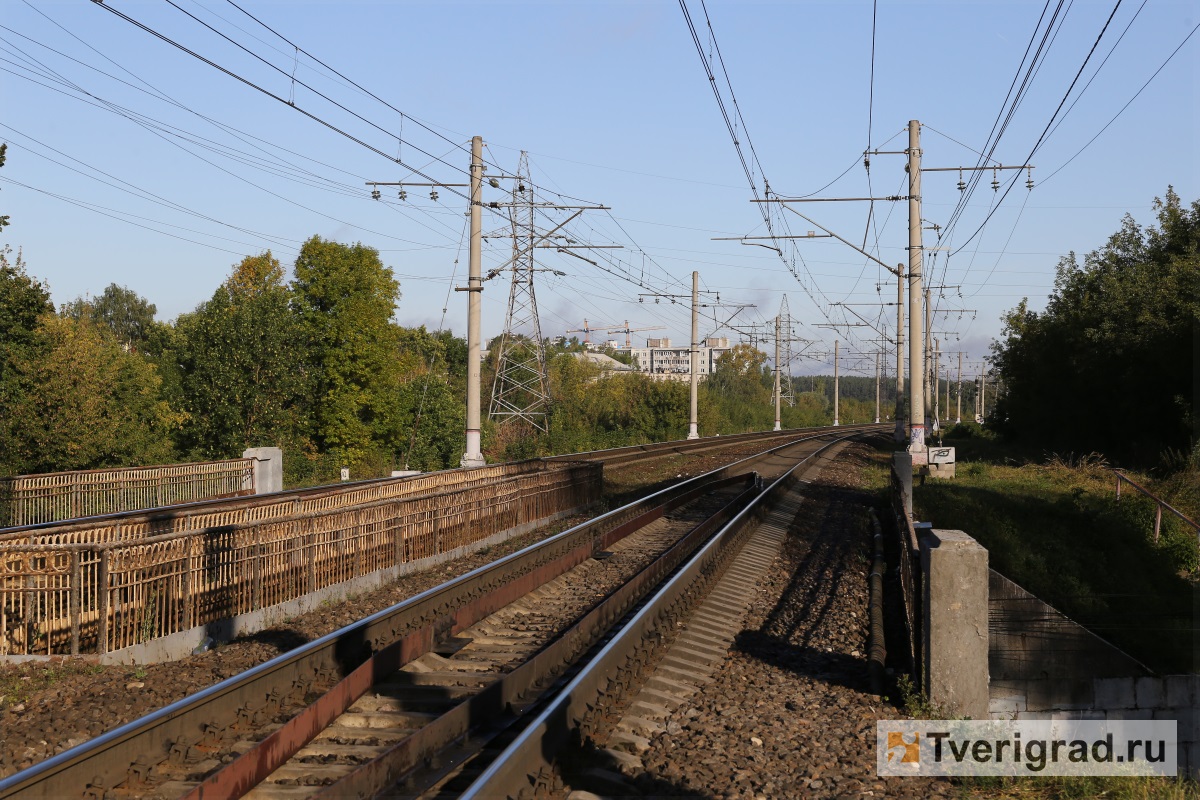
[608,320,667,350]
[565,319,615,345]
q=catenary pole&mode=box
[956,352,963,424]
[688,270,700,439]
[774,315,782,432]
[894,265,905,441]
[833,339,840,426]
[461,135,486,468]
[907,120,926,453]
[875,350,881,424]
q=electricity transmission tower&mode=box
[489,153,551,430]
[779,295,797,407]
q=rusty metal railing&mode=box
[1110,468,1200,544]
[0,462,601,656]
[0,460,254,528]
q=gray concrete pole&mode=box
[773,314,782,432]
[933,338,940,432]
[894,265,905,441]
[907,120,926,453]
[981,369,988,424]
[944,355,951,427]
[956,351,963,424]
[925,287,933,428]
[687,270,700,439]
[874,350,881,424]
[461,135,486,468]
[833,339,840,426]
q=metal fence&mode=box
[1110,468,1200,544]
[0,461,600,656]
[889,460,923,681]
[0,460,255,528]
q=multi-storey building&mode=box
[629,337,733,382]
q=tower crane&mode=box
[608,320,667,350]
[565,319,615,345]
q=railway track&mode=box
[0,426,879,800]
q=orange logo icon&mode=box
[886,731,920,763]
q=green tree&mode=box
[290,236,402,464]
[0,245,51,351]
[174,252,306,458]
[992,188,1199,464]
[2,315,179,473]
[61,283,159,352]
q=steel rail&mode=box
[198,477,761,800]
[0,430,846,800]
[461,432,866,799]
[546,423,888,466]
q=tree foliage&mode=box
[991,188,1199,464]
[173,252,305,458]
[1,315,179,473]
[61,283,159,352]
[291,236,402,464]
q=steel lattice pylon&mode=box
[779,295,796,407]
[488,153,550,430]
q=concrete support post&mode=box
[242,447,283,494]
[874,350,881,424]
[773,314,781,432]
[895,265,906,442]
[920,528,990,719]
[907,120,926,455]
[688,270,700,439]
[956,352,962,425]
[461,135,486,468]
[892,452,913,517]
[981,369,988,424]
[832,339,840,426]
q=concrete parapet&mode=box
[920,528,989,719]
[892,452,913,517]
[243,447,283,494]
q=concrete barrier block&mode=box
[1166,675,1195,708]
[1108,709,1154,721]
[1094,677,1136,710]
[1135,677,1165,709]
[921,528,989,719]
[1027,678,1095,711]
[1156,708,1196,740]
[1016,711,1053,721]
[1185,742,1200,779]
[989,695,1026,717]
[243,447,283,494]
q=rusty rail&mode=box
[1110,468,1200,544]
[0,460,254,528]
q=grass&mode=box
[906,431,1197,674]
[959,774,1200,799]
[0,661,106,709]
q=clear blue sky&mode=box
[3,0,1195,381]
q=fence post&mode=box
[70,549,81,656]
[1155,503,1163,544]
[97,548,110,655]
[253,539,263,610]
[1116,474,1122,502]
[182,543,193,630]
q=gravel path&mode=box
[628,442,956,799]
